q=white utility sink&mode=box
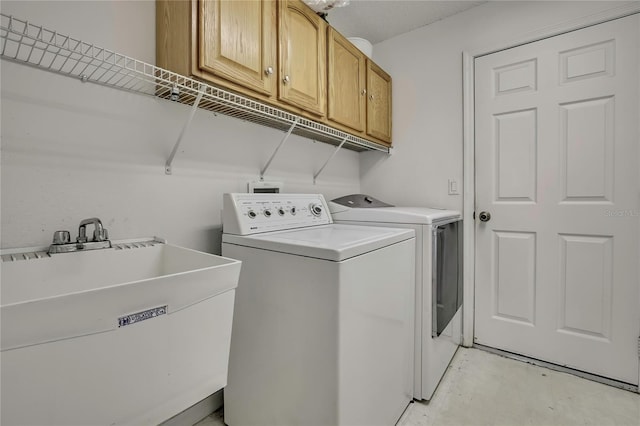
[1,238,241,426]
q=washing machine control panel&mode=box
[223,193,332,235]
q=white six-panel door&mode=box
[474,15,639,385]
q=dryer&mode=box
[329,194,462,401]
[221,193,415,426]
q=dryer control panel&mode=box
[222,193,332,235]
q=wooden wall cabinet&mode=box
[326,30,392,144]
[327,27,366,132]
[157,0,277,99]
[366,60,392,143]
[278,0,327,116]
[157,0,391,146]
[199,0,277,96]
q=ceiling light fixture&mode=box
[302,0,350,14]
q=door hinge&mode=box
[638,336,640,358]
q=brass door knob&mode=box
[478,211,491,222]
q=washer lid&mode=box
[328,203,461,224]
[222,224,415,261]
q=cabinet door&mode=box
[278,0,327,116]
[366,60,392,143]
[199,0,276,96]
[327,28,366,132]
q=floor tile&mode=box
[398,347,640,426]
[195,347,640,425]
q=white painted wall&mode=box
[0,1,362,253]
[3,0,634,253]
[361,0,637,210]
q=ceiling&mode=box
[323,0,486,44]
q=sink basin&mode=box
[1,238,241,350]
[1,238,241,425]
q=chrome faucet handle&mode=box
[94,227,109,242]
[52,230,71,245]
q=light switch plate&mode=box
[448,179,459,195]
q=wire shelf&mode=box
[0,13,389,155]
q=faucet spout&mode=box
[78,218,107,243]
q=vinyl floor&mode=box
[195,347,640,426]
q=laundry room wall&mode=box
[361,0,637,211]
[0,0,362,253]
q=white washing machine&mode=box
[221,193,416,426]
[329,194,462,401]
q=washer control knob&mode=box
[278,208,285,216]
[310,203,323,217]
[264,209,272,217]
[290,207,297,215]
[248,211,257,219]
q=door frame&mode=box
[461,3,640,357]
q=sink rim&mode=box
[1,237,241,307]
[0,238,242,351]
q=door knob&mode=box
[478,211,491,222]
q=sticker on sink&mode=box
[118,305,167,327]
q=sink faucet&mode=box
[77,217,108,243]
[49,217,112,254]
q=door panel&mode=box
[278,0,326,116]
[559,40,614,83]
[494,109,537,202]
[494,59,537,95]
[493,231,536,325]
[558,234,613,339]
[474,15,639,385]
[366,60,392,142]
[327,28,366,132]
[560,97,614,202]
[198,0,276,96]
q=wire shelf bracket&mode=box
[0,13,390,176]
[165,85,206,175]
[259,117,300,181]
[313,135,347,184]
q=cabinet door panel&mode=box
[367,60,392,142]
[278,0,326,116]
[327,28,366,132]
[199,0,276,96]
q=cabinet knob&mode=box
[369,94,374,101]
[283,75,290,84]
[264,66,274,76]
[361,89,367,95]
